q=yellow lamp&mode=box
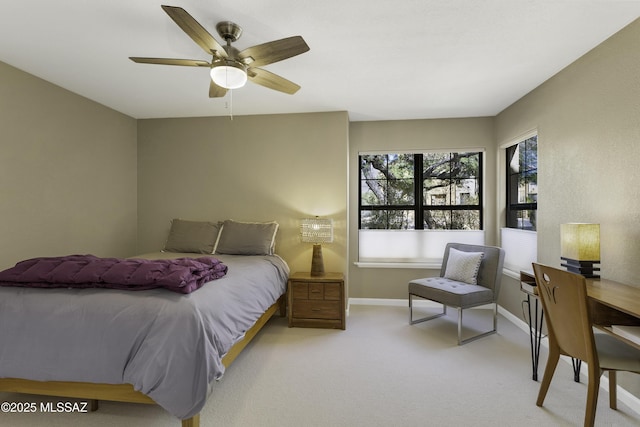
[560,223,600,278]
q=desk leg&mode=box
[524,294,544,381]
[572,358,582,382]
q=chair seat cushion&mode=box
[409,277,494,308]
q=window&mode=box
[506,136,537,230]
[359,152,483,230]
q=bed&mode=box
[0,219,289,427]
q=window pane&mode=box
[360,155,387,180]
[361,179,386,205]
[388,179,414,205]
[523,137,537,172]
[517,210,536,231]
[424,210,450,229]
[455,152,480,178]
[452,210,480,230]
[423,178,449,205]
[360,210,384,229]
[518,171,537,204]
[423,153,450,178]
[360,210,414,230]
[360,154,414,206]
[454,178,479,205]
[424,210,480,230]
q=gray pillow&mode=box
[163,219,221,254]
[443,248,484,285]
[215,220,279,255]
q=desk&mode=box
[519,272,640,381]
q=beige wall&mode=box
[348,117,497,299]
[496,17,640,316]
[0,61,138,269]
[495,18,640,394]
[136,112,349,275]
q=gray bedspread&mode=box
[0,252,289,420]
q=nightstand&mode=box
[288,272,345,330]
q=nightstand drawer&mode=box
[292,301,341,319]
[291,282,310,300]
[309,283,324,300]
[292,282,341,301]
[324,282,341,300]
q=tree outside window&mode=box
[359,152,482,230]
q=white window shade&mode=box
[501,227,537,272]
[358,230,485,263]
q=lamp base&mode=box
[561,257,600,279]
[310,244,325,276]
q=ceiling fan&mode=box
[130,5,310,97]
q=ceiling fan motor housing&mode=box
[216,21,243,43]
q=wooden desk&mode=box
[519,272,640,381]
[587,278,640,347]
[587,278,640,325]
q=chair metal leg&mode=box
[457,303,498,345]
[409,293,446,325]
[410,294,498,345]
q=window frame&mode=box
[505,135,538,231]
[358,151,483,230]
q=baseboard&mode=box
[348,298,640,416]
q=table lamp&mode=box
[300,217,333,276]
[560,223,600,278]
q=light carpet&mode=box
[1,304,639,426]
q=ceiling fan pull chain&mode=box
[228,89,234,120]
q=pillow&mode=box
[214,220,279,255]
[443,248,484,285]
[163,219,221,254]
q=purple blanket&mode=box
[0,254,227,294]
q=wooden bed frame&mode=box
[0,294,286,427]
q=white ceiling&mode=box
[1,1,639,121]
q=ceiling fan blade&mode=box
[129,57,211,67]
[247,68,301,94]
[239,36,309,67]
[161,5,227,58]
[209,80,228,98]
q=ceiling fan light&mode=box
[210,61,247,89]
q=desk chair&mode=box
[532,263,640,427]
[408,243,505,345]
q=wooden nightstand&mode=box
[288,272,345,330]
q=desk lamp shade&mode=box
[560,223,600,278]
[300,217,333,276]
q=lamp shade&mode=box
[210,60,247,89]
[560,223,600,261]
[300,217,333,244]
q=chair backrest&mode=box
[532,263,598,364]
[440,243,505,299]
